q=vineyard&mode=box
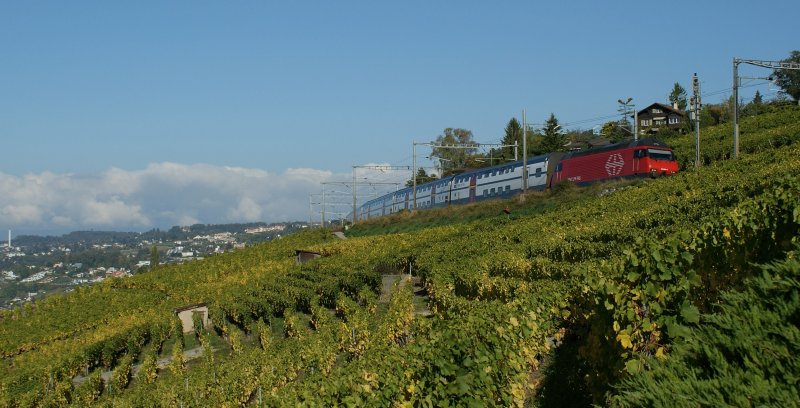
[1,106,799,407]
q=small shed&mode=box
[174,303,210,333]
[295,249,322,264]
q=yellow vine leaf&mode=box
[616,332,633,349]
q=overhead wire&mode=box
[342,79,784,215]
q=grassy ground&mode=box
[347,178,647,237]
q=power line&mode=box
[561,113,622,128]
[702,81,769,98]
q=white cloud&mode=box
[228,197,262,221]
[80,197,150,226]
[0,162,356,232]
[1,203,43,225]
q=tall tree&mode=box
[742,90,766,117]
[500,118,522,161]
[752,90,763,105]
[538,113,566,153]
[668,82,688,111]
[430,128,477,169]
[773,50,800,103]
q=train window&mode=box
[490,188,496,195]
[634,149,646,159]
[535,167,542,176]
[647,149,675,161]
[505,185,511,191]
[483,189,488,197]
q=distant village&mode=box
[0,222,308,309]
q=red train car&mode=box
[550,138,678,186]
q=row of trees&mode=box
[407,114,570,185]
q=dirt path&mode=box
[72,345,207,386]
[410,276,432,317]
[379,274,406,303]
[380,274,432,317]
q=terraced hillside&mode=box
[1,106,799,407]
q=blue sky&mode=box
[1,1,798,234]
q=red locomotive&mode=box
[550,138,679,187]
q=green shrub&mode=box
[110,354,133,392]
[136,352,158,385]
[610,251,800,407]
[72,370,103,405]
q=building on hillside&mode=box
[637,103,687,135]
[174,303,210,333]
[245,225,286,234]
[295,249,322,264]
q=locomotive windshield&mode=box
[647,148,675,161]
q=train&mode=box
[355,138,679,221]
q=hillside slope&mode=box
[1,106,799,407]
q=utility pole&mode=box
[522,109,528,196]
[323,180,400,224]
[412,142,417,211]
[352,165,410,223]
[733,59,739,159]
[733,58,800,158]
[321,182,354,227]
[313,190,379,227]
[309,195,314,226]
[691,73,701,167]
[514,140,518,161]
